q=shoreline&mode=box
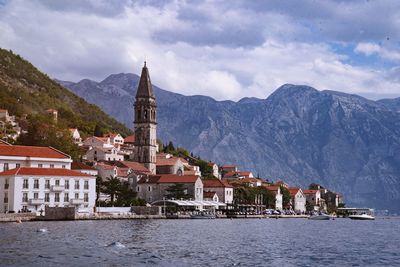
[0,213,310,222]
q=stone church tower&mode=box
[132,62,157,174]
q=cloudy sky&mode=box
[0,0,399,100]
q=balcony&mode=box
[51,185,65,192]
[29,199,44,205]
[70,199,84,205]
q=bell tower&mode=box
[132,62,157,174]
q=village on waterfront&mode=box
[0,63,346,222]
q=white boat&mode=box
[308,213,331,220]
[349,214,375,220]
[190,213,216,219]
[337,208,375,220]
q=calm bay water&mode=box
[0,218,399,266]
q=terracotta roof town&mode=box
[138,174,199,184]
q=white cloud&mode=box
[355,42,400,62]
[0,0,399,101]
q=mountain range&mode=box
[58,73,400,213]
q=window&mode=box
[148,186,151,192]
[4,179,9,189]
[4,192,8,203]
[34,179,39,189]
[50,164,54,168]
[65,180,69,189]
[45,180,50,189]
[22,193,28,202]
[55,193,60,202]
[45,193,50,202]
[23,179,28,189]
[64,193,69,202]
[75,180,79,190]
[75,193,79,199]
[34,193,38,199]
[137,186,140,192]
[84,180,89,190]
[3,163,9,171]
[15,163,20,168]
[38,164,43,168]
[84,193,88,202]
[62,165,66,169]
[55,180,60,186]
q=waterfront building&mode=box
[136,174,203,203]
[0,167,96,213]
[303,189,322,211]
[131,62,157,175]
[202,179,233,204]
[288,187,306,213]
[0,145,72,171]
[203,191,219,202]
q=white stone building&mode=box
[85,146,124,162]
[288,187,306,213]
[202,179,234,204]
[264,186,283,210]
[0,167,96,213]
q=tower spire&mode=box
[136,62,154,98]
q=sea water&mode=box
[0,218,399,266]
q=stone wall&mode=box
[44,206,75,220]
[131,206,161,215]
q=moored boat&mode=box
[190,211,216,219]
[308,213,331,220]
[349,214,375,220]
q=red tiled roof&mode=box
[0,167,91,177]
[222,165,236,169]
[96,163,116,170]
[288,187,301,196]
[203,179,233,188]
[241,178,260,183]
[0,109,8,112]
[264,185,280,192]
[117,168,130,177]
[224,171,237,177]
[124,135,135,143]
[0,139,12,146]
[203,191,217,198]
[0,145,70,159]
[239,172,252,176]
[71,161,96,170]
[138,175,199,184]
[156,157,181,166]
[120,161,150,173]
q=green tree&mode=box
[164,183,190,200]
[102,176,121,206]
[280,186,291,208]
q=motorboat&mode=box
[349,213,375,220]
[190,211,216,219]
[337,208,375,220]
[308,213,331,220]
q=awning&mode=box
[151,199,226,207]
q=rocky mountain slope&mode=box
[58,74,400,212]
[0,48,131,137]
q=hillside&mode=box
[0,48,131,137]
[60,73,400,213]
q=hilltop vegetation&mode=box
[0,48,131,138]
